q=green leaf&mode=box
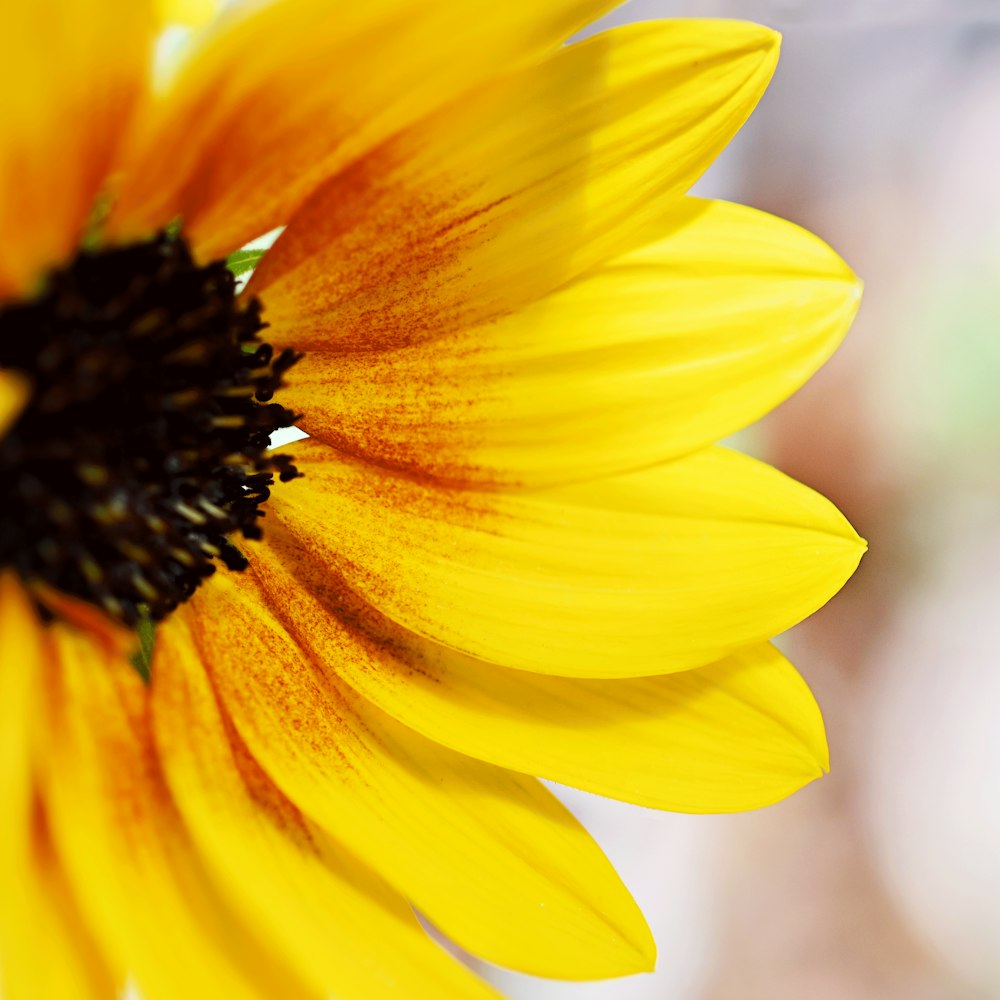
[226,247,267,279]
[130,610,156,683]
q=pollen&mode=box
[0,232,301,625]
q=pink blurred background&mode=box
[480,2,1000,997]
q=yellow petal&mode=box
[186,576,655,980]
[156,0,218,28]
[0,821,119,1000]
[0,370,28,439]
[40,625,312,1000]
[273,440,864,678]
[0,577,40,964]
[0,1,154,298]
[253,19,779,352]
[111,0,618,258]
[290,198,859,488]
[152,614,503,1000]
[0,576,117,1000]
[0,576,44,850]
[245,536,828,811]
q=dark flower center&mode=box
[0,232,300,626]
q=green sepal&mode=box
[226,247,267,280]
[130,608,156,683]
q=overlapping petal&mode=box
[0,0,154,298]
[0,578,115,1000]
[40,625,311,1000]
[185,576,655,979]
[286,198,860,487]
[251,19,780,353]
[271,440,864,678]
[242,539,830,812]
[111,0,618,258]
[0,819,115,1000]
[152,614,503,1000]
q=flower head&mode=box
[0,2,864,997]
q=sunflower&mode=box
[0,1,865,997]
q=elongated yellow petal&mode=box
[244,537,828,812]
[289,198,859,488]
[152,614,503,1000]
[1,823,119,1000]
[0,577,40,790]
[186,576,655,980]
[253,19,779,352]
[40,626,313,1000]
[273,440,863,678]
[112,0,618,257]
[0,577,117,1000]
[0,1,154,298]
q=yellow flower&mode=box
[0,1,865,998]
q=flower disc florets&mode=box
[0,232,300,625]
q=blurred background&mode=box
[480,1,1000,997]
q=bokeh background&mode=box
[478,1,1000,997]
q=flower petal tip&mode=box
[595,919,657,981]
[635,932,658,976]
[753,22,782,55]
[701,18,780,47]
[722,20,782,60]
[841,273,865,320]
